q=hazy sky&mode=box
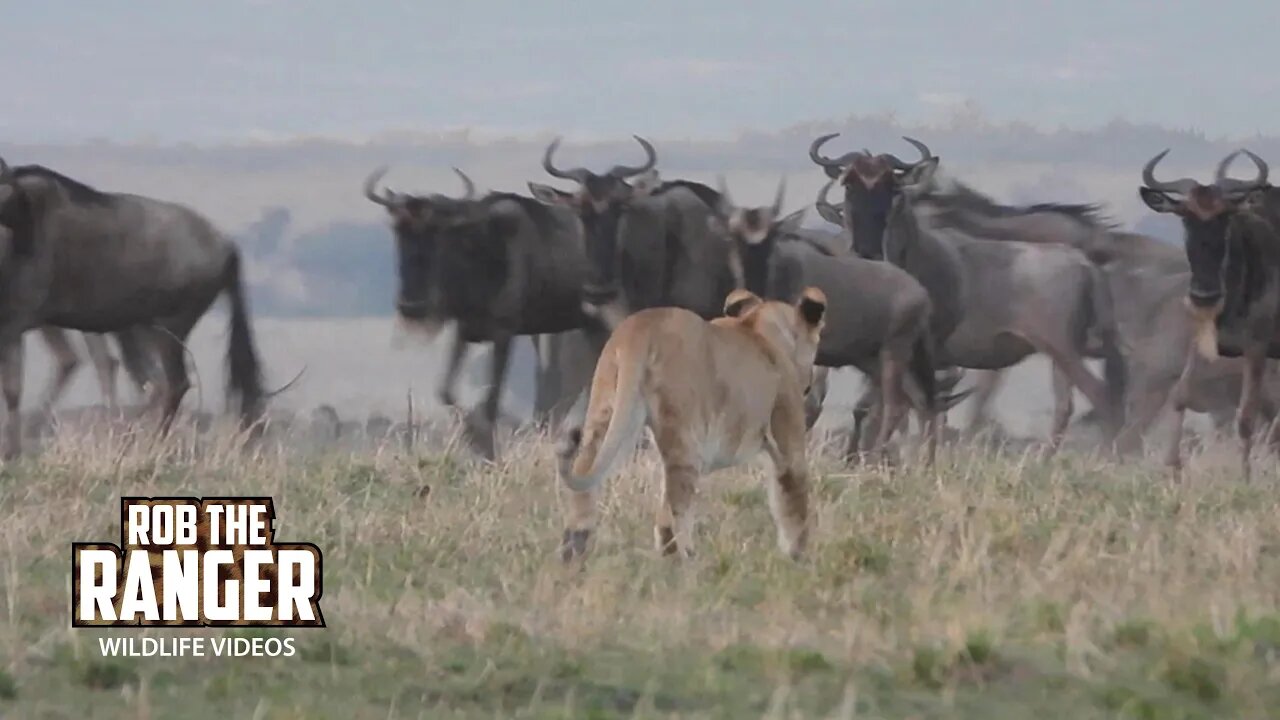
[3,0,1275,143]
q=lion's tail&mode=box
[564,335,650,493]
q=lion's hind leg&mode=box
[654,461,699,558]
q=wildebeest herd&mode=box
[0,136,1277,486]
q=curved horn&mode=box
[1214,150,1242,185]
[541,137,590,183]
[816,177,838,209]
[1216,149,1269,194]
[1141,149,1199,195]
[452,167,476,200]
[808,133,858,169]
[608,135,658,179]
[902,136,932,162]
[771,177,786,219]
[880,153,913,171]
[362,166,397,207]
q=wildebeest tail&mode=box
[224,251,265,426]
[566,334,649,493]
[1084,266,1127,427]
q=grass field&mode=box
[2,424,1279,719]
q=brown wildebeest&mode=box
[809,136,1127,454]
[1138,149,1280,480]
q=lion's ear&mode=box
[796,286,827,328]
[723,288,763,318]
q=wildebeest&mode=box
[1138,148,1280,479]
[905,173,1279,455]
[710,178,962,464]
[809,136,1127,451]
[0,159,270,458]
[364,166,606,459]
[529,136,738,325]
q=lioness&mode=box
[560,286,828,562]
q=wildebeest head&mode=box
[1139,148,1271,359]
[0,158,37,265]
[364,166,485,331]
[808,135,938,260]
[1138,149,1270,308]
[527,135,659,307]
[708,177,787,295]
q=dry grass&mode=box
[1,422,1279,719]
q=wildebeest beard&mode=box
[579,200,625,303]
[833,154,901,261]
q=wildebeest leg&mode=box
[804,367,829,431]
[116,327,160,407]
[150,303,215,436]
[533,334,560,426]
[965,369,1004,437]
[1046,364,1075,455]
[36,327,80,415]
[153,334,191,436]
[467,334,512,461]
[1031,338,1117,453]
[1260,386,1280,457]
[844,384,877,465]
[870,354,908,464]
[1163,349,1199,478]
[437,334,468,409]
[1,338,24,460]
[1235,348,1266,483]
[83,334,121,413]
[1116,385,1172,457]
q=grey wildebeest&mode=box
[0,160,269,458]
[529,135,739,326]
[1138,149,1280,479]
[809,135,1127,452]
[364,166,606,460]
[707,178,960,464]
[900,169,1280,455]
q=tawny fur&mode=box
[560,287,827,561]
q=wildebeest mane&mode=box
[0,184,36,257]
[482,192,562,237]
[12,165,113,206]
[1221,216,1273,324]
[934,177,1118,230]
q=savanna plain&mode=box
[2,418,1278,720]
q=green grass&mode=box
[2,426,1279,718]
